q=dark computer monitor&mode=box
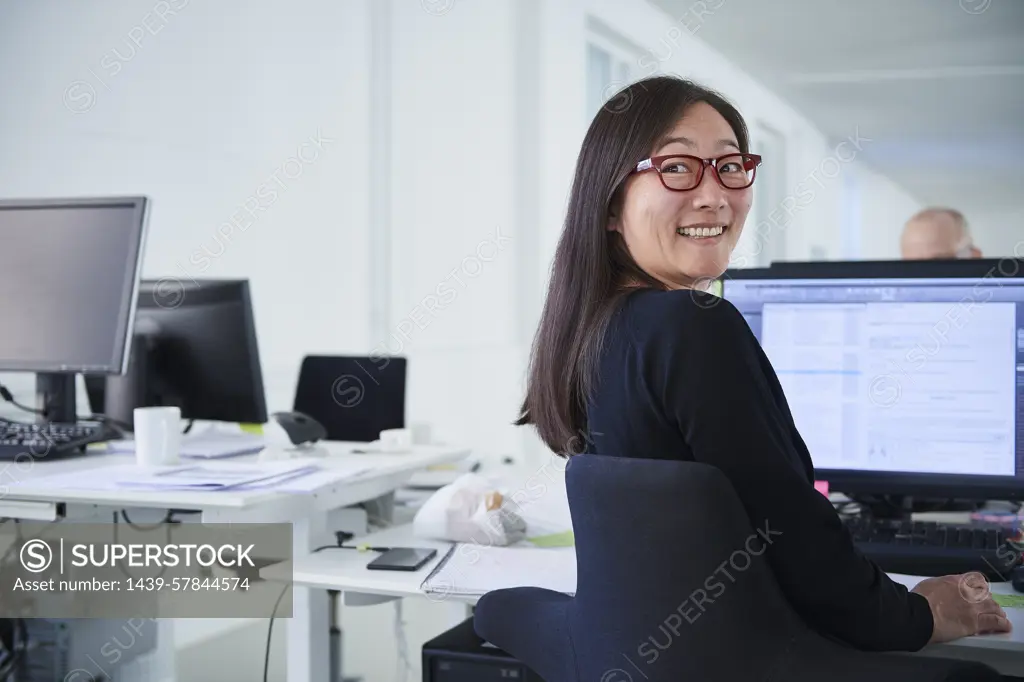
[720,266,776,282]
[765,258,1024,280]
[292,355,407,442]
[0,196,150,422]
[86,279,268,430]
[721,263,1024,505]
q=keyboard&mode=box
[844,516,1023,580]
[0,421,119,461]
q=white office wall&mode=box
[857,168,925,259]
[377,0,537,464]
[0,0,374,414]
[969,208,1024,260]
[0,0,377,660]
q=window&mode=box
[839,169,861,259]
[585,24,640,117]
[735,124,788,268]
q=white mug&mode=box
[134,406,182,466]
[378,428,412,452]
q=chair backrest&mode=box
[563,454,807,680]
[476,455,1001,682]
[292,355,406,442]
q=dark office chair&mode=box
[292,355,406,442]
[474,455,1000,682]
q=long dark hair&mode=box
[516,76,750,457]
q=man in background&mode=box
[900,207,982,259]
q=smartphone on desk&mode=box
[366,547,438,572]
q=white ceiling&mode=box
[646,0,1024,220]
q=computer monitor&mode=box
[722,265,1024,505]
[86,279,268,430]
[764,258,1024,280]
[0,196,149,422]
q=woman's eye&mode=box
[662,163,691,174]
[719,162,741,173]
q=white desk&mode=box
[264,524,1024,678]
[262,524,455,605]
[0,442,468,518]
[0,441,469,682]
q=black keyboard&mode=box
[0,421,118,461]
[844,516,1023,580]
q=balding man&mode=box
[900,207,982,260]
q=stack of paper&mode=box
[245,461,377,492]
[114,460,320,491]
[181,432,266,459]
[106,432,266,459]
[422,545,577,598]
[6,458,377,495]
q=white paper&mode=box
[422,545,577,597]
[6,458,377,494]
[180,433,266,459]
[114,460,319,491]
[233,461,377,492]
[106,432,266,459]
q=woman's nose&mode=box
[689,166,729,210]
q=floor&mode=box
[176,596,459,682]
[175,490,469,682]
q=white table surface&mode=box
[265,524,1024,675]
[0,440,470,682]
[262,523,455,604]
[0,441,470,514]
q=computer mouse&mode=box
[266,411,327,448]
[1011,566,1024,594]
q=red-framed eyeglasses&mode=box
[632,153,762,191]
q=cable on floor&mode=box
[263,583,292,682]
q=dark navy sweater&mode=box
[585,287,934,652]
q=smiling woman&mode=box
[611,110,760,286]
[516,75,758,453]
[515,74,1011,661]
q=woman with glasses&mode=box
[516,76,1009,653]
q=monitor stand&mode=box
[35,372,77,424]
[98,332,173,432]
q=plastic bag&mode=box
[413,473,527,546]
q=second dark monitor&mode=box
[86,279,268,429]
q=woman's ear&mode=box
[607,210,620,233]
[607,195,623,232]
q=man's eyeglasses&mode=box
[632,153,762,191]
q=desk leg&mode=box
[287,514,330,682]
[152,619,177,682]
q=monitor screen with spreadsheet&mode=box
[722,273,1024,499]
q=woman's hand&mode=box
[911,573,1012,643]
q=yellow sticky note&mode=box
[239,423,264,435]
[528,531,575,548]
[992,593,1024,609]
